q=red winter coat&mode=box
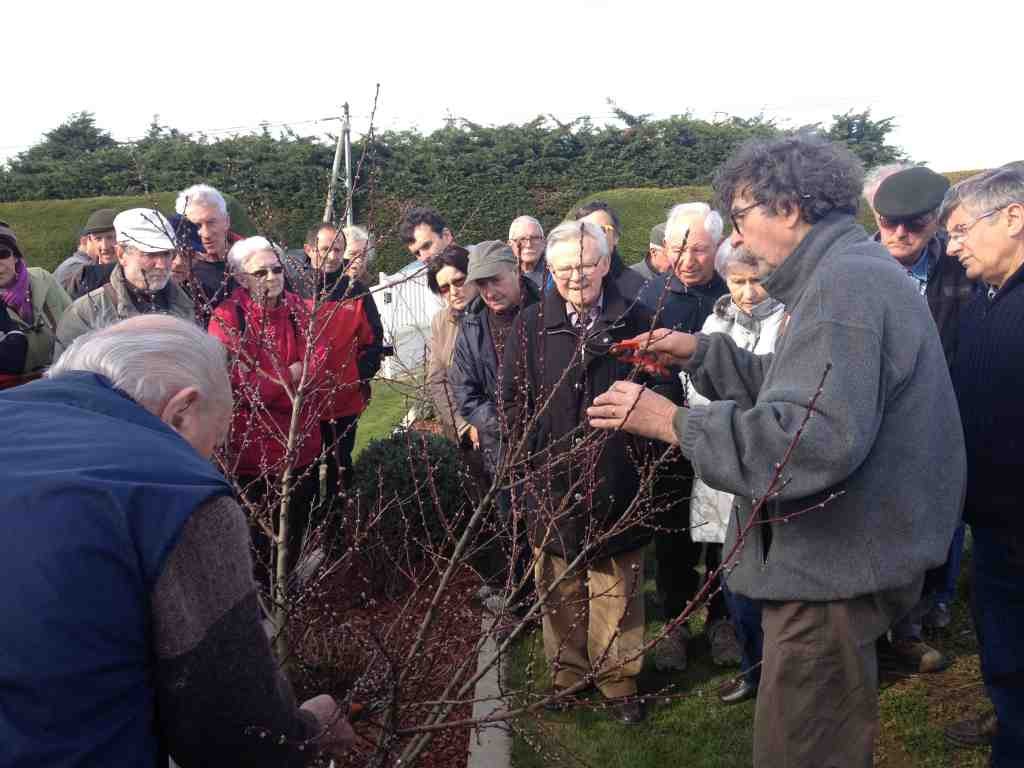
[309,293,375,420]
[209,286,324,476]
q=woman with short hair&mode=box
[687,240,786,706]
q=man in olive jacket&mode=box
[589,135,965,766]
[55,209,195,355]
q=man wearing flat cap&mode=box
[869,166,976,363]
[53,208,119,296]
[56,208,196,356]
[867,166,977,675]
[451,240,542,475]
[450,240,541,613]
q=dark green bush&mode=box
[346,428,466,597]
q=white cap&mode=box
[113,208,176,253]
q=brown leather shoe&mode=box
[719,677,758,705]
[879,637,951,673]
[945,710,998,747]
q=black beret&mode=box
[874,166,950,218]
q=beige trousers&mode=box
[533,547,645,699]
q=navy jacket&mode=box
[951,263,1024,532]
[636,272,728,334]
[0,373,232,767]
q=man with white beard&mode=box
[55,209,196,356]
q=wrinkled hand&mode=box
[587,381,680,445]
[301,694,354,758]
[610,329,698,369]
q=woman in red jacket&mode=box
[209,236,324,587]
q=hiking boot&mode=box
[945,710,998,747]
[707,618,742,667]
[654,625,690,672]
[879,636,951,674]
[923,601,953,631]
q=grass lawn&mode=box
[352,378,421,458]
[506,551,991,768]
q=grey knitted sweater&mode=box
[673,213,965,602]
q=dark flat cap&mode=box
[467,240,517,283]
[82,208,118,236]
[874,167,950,218]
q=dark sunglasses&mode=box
[248,265,284,279]
[878,214,933,234]
[438,276,466,295]
[0,247,16,260]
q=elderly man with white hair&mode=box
[508,215,550,291]
[501,219,678,725]
[636,202,735,672]
[0,315,352,766]
[55,208,195,356]
[940,167,1024,759]
[174,183,243,316]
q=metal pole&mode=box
[342,102,353,227]
[323,110,345,224]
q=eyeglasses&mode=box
[0,247,15,261]
[437,276,466,295]
[948,205,1011,242]
[248,265,285,279]
[511,236,544,248]
[730,201,762,235]
[551,262,604,279]
[878,214,934,234]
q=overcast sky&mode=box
[5,0,1020,173]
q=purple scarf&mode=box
[1,259,32,323]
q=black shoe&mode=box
[719,677,758,705]
[945,710,998,747]
[609,697,646,725]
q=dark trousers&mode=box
[972,526,1024,766]
[238,467,318,593]
[725,585,764,687]
[893,521,966,639]
[935,521,966,605]
[320,416,359,495]
[654,463,726,624]
[655,530,727,623]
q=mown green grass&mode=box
[508,552,991,768]
[0,193,256,274]
[352,378,420,459]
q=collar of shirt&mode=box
[906,243,935,295]
[566,292,604,330]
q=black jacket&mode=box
[636,272,728,334]
[451,278,542,471]
[501,280,681,561]
[874,231,977,365]
[952,262,1024,533]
